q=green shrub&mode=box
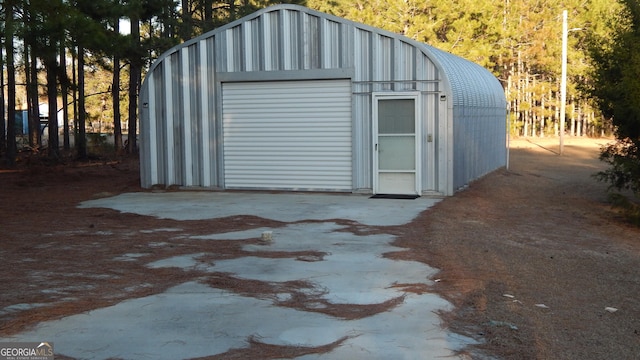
[607,192,640,226]
[596,138,640,225]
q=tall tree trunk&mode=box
[113,20,123,154]
[547,89,556,134]
[77,45,87,159]
[181,0,191,40]
[46,56,60,160]
[577,103,583,137]
[24,45,40,151]
[72,48,78,150]
[61,43,70,151]
[31,50,41,148]
[204,0,213,31]
[554,79,560,136]
[5,0,17,166]
[128,13,141,154]
[529,76,536,137]
[23,0,42,151]
[540,85,545,137]
[0,35,5,157]
[570,97,576,136]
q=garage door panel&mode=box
[223,80,352,191]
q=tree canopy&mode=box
[587,0,640,221]
[588,0,640,141]
[309,0,623,138]
[0,0,631,164]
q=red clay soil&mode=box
[1,137,639,359]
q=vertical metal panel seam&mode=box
[276,10,284,71]
[393,38,400,91]
[199,39,211,187]
[147,74,158,185]
[155,68,167,184]
[210,36,221,187]
[301,12,309,69]
[297,11,305,69]
[366,31,375,188]
[225,30,235,72]
[263,13,272,70]
[190,45,200,185]
[282,9,292,70]
[347,24,358,189]
[216,31,226,72]
[352,29,363,189]
[318,17,325,69]
[181,47,193,186]
[257,18,265,71]
[172,53,183,184]
[371,34,378,90]
[338,22,344,68]
[163,57,175,185]
[214,45,225,187]
[415,93,423,194]
[244,21,253,71]
[239,26,246,71]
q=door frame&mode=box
[372,92,422,195]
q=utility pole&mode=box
[560,10,582,155]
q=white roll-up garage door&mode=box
[222,79,352,191]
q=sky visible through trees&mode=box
[0,0,631,162]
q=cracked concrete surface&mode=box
[2,192,476,359]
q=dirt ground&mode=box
[1,136,639,359]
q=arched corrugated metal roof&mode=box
[145,4,506,111]
[423,45,506,108]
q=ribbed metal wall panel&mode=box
[304,13,321,69]
[198,39,211,187]
[425,45,507,191]
[222,80,352,190]
[139,4,507,195]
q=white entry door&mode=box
[373,94,420,195]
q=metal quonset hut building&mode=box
[139,4,507,196]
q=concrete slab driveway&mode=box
[3,192,474,359]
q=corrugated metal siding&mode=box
[139,39,220,188]
[139,4,506,195]
[222,80,352,190]
[424,45,507,191]
[215,9,353,73]
[451,105,507,190]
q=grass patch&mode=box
[608,192,640,226]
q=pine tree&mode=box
[3,0,17,166]
[589,0,640,200]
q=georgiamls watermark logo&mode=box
[0,342,54,360]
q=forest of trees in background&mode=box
[309,0,624,139]
[0,0,303,163]
[0,0,629,164]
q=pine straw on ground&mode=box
[0,156,415,358]
[1,137,639,359]
[386,138,640,359]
